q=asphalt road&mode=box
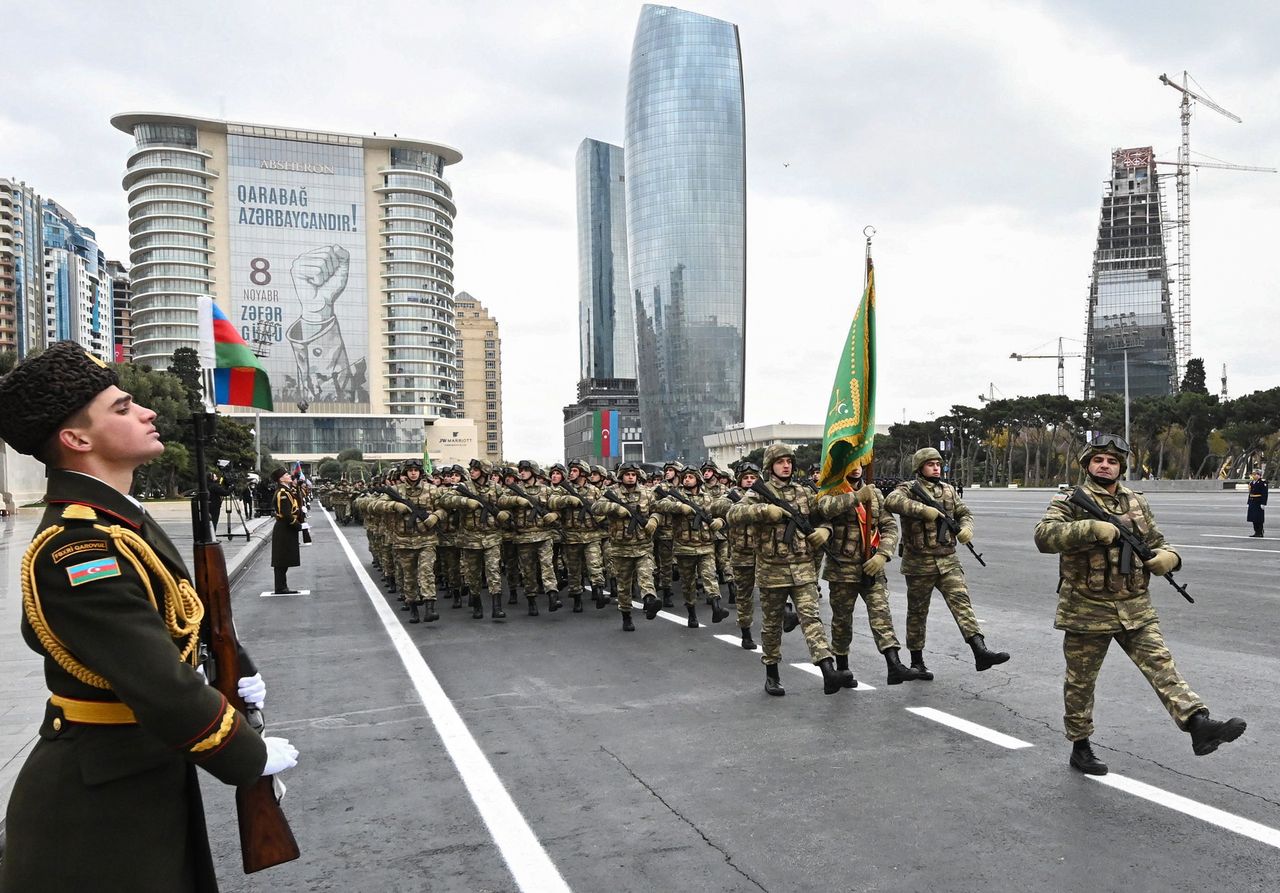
[202,489,1280,892]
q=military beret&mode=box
[0,341,119,456]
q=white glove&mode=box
[262,736,298,776]
[238,672,266,709]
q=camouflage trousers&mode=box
[563,540,605,593]
[829,577,901,656]
[760,583,832,667]
[613,553,655,613]
[502,541,521,592]
[733,563,756,629]
[517,539,558,593]
[714,540,734,583]
[460,544,504,595]
[904,567,980,651]
[1062,623,1205,741]
[675,551,718,606]
[654,538,675,589]
[600,537,613,580]
[380,539,398,585]
[395,545,438,604]
[436,545,462,590]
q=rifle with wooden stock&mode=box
[191,413,300,875]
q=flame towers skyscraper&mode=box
[625,5,746,461]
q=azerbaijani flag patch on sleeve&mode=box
[66,556,122,587]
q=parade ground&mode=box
[3,489,1278,891]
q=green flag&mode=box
[818,253,876,498]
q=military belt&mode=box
[49,694,137,725]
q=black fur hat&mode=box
[0,341,119,457]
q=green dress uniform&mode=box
[2,470,268,892]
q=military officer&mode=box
[885,448,1009,678]
[728,443,849,696]
[1034,434,1246,775]
[600,462,663,630]
[270,466,303,594]
[712,462,761,649]
[816,464,921,685]
[656,468,730,628]
[436,458,511,620]
[0,341,297,891]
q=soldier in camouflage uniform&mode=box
[656,468,730,628]
[392,459,448,623]
[885,448,1009,678]
[600,462,663,630]
[436,458,511,620]
[548,460,609,611]
[728,443,849,696]
[498,459,564,615]
[589,464,617,595]
[436,465,465,609]
[701,461,737,603]
[653,461,681,607]
[497,465,524,604]
[711,462,760,649]
[1034,434,1246,775]
[816,464,922,685]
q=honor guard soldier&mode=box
[816,464,922,685]
[728,443,850,696]
[1034,434,1246,775]
[436,458,512,620]
[0,341,297,892]
[600,462,663,629]
[1247,470,1267,537]
[712,462,761,649]
[270,466,304,594]
[885,448,1009,678]
[656,467,730,627]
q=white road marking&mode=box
[788,662,877,691]
[714,634,747,647]
[323,509,571,893]
[1201,534,1266,540]
[656,610,689,625]
[259,589,310,597]
[1170,543,1280,555]
[906,706,1033,749]
[1089,773,1280,850]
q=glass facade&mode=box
[1083,147,1177,398]
[42,202,111,360]
[625,5,746,461]
[259,413,429,457]
[576,139,634,380]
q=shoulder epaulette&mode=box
[61,504,98,521]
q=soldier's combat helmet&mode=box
[0,341,120,457]
[618,461,641,476]
[736,462,761,482]
[469,457,493,476]
[1078,433,1129,472]
[548,462,568,480]
[402,458,424,472]
[912,447,943,473]
[449,464,466,477]
[590,464,608,478]
[681,467,703,488]
[517,458,535,472]
[567,458,590,476]
[762,442,796,478]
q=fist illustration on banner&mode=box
[291,245,350,320]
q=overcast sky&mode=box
[4,0,1278,460]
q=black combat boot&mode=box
[399,594,410,611]
[967,634,1010,671]
[741,626,757,650]
[593,583,608,609]
[1187,710,1247,756]
[662,587,674,608]
[527,596,539,616]
[818,657,844,695]
[622,612,635,632]
[608,576,619,599]
[452,587,464,609]
[1069,738,1108,775]
[833,654,857,689]
[423,601,439,622]
[471,591,484,620]
[686,605,699,628]
[710,596,730,624]
[884,648,921,685]
[408,602,421,624]
[508,589,519,605]
[782,602,799,633]
[726,581,737,605]
[490,592,506,620]
[909,649,934,681]
[572,591,584,613]
[548,590,563,612]
[765,663,785,696]
[643,594,661,620]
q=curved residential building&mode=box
[625,5,746,462]
[111,113,462,417]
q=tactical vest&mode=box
[668,490,716,548]
[1059,489,1152,597]
[753,479,820,565]
[392,481,440,548]
[898,480,959,556]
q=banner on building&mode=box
[593,410,621,459]
[227,135,369,410]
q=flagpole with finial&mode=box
[863,226,875,483]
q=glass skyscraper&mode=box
[576,138,634,381]
[625,5,746,461]
[1083,147,1177,398]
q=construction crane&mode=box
[976,382,1005,404]
[1010,337,1085,396]
[1158,72,1275,382]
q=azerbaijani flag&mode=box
[197,297,274,411]
[593,410,620,459]
[817,250,876,498]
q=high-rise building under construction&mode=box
[1082,147,1178,398]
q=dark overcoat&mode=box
[1248,479,1268,523]
[271,485,302,568]
[1,470,266,893]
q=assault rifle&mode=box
[655,486,713,530]
[372,485,434,527]
[747,480,815,549]
[191,413,299,874]
[560,478,601,524]
[452,483,502,526]
[501,481,549,519]
[1067,487,1194,604]
[604,489,647,535]
[909,480,986,567]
